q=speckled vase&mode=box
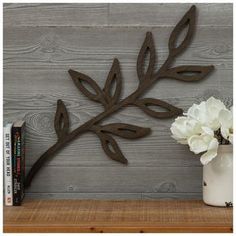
[203,145,233,207]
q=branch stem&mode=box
[25,57,169,188]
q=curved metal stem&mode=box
[25,65,168,188]
[25,6,214,187]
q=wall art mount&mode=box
[25,5,214,187]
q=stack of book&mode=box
[3,121,26,206]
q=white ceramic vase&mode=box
[203,145,233,207]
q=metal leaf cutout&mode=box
[97,132,128,164]
[168,5,196,57]
[103,58,122,105]
[137,32,156,82]
[134,98,183,119]
[25,5,216,188]
[68,69,107,106]
[163,65,214,81]
[97,123,151,139]
[54,99,69,139]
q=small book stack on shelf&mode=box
[3,121,26,206]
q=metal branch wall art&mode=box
[25,5,214,187]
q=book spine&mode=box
[12,127,22,206]
[3,125,13,206]
[20,124,25,201]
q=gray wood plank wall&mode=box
[3,3,233,200]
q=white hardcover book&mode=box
[4,123,13,206]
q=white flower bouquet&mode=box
[170,97,233,165]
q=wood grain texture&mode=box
[3,3,232,198]
[25,192,202,200]
[3,3,232,27]
[109,3,233,27]
[3,27,232,70]
[3,199,233,233]
[24,166,202,193]
[3,3,109,26]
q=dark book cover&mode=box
[12,121,25,206]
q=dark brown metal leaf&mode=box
[97,132,128,164]
[137,32,156,82]
[103,58,122,105]
[25,6,216,188]
[68,69,106,106]
[163,65,214,81]
[54,99,69,139]
[134,98,183,119]
[168,5,196,57]
[99,123,151,139]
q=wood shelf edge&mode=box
[4,225,233,233]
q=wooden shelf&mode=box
[4,199,233,233]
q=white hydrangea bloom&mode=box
[187,127,218,165]
[170,116,201,144]
[170,97,232,165]
[185,97,226,130]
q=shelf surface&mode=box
[4,199,233,233]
